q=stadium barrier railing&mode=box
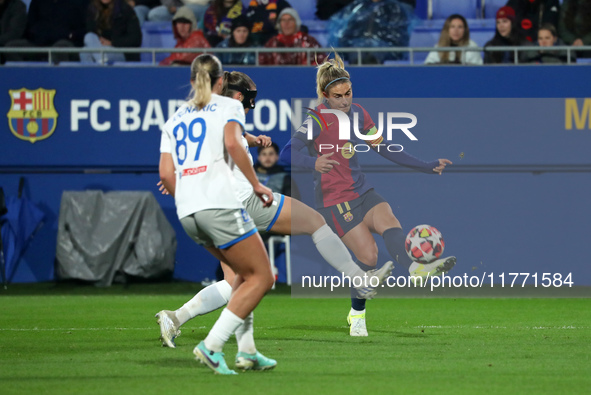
[1,46,590,66]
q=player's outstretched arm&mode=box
[371,144,451,174]
[280,138,325,170]
[225,121,274,207]
[244,132,272,148]
[433,159,452,175]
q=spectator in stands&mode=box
[506,0,560,43]
[203,0,243,47]
[558,0,591,57]
[254,142,299,198]
[259,7,325,65]
[424,14,482,65]
[81,0,142,64]
[148,0,209,24]
[216,14,255,65]
[244,0,291,46]
[0,0,27,64]
[331,0,413,64]
[484,6,532,64]
[127,0,160,26]
[4,0,88,63]
[528,22,574,63]
[160,5,210,65]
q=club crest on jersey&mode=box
[343,212,353,222]
[7,88,58,143]
[341,142,354,159]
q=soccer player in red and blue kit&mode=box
[281,53,457,336]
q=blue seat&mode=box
[483,0,507,18]
[409,20,442,57]
[468,18,496,46]
[141,21,175,63]
[431,0,479,19]
[304,20,329,47]
[292,0,316,20]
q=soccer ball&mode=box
[405,224,445,264]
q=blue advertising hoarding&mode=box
[1,65,590,291]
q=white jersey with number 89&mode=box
[160,94,246,219]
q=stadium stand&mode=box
[482,0,507,18]
[431,0,479,19]
[140,21,175,63]
[7,0,572,66]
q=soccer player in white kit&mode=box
[156,71,394,353]
[158,54,277,375]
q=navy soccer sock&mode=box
[382,227,413,270]
[350,260,374,311]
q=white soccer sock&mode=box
[175,280,232,326]
[235,312,256,354]
[312,224,367,279]
[204,308,244,352]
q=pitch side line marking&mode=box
[0,326,208,331]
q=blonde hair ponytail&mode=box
[189,54,223,110]
[316,52,350,104]
[193,69,212,110]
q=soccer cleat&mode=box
[155,310,181,348]
[193,341,237,375]
[409,256,457,286]
[355,260,394,299]
[235,351,277,371]
[347,311,368,337]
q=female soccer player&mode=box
[280,53,456,336]
[158,54,276,375]
[156,71,394,355]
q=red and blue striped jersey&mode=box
[293,102,377,208]
[281,101,439,209]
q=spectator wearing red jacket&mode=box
[160,5,210,66]
[259,7,326,66]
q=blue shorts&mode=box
[317,189,386,237]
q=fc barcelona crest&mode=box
[343,212,353,222]
[7,88,58,143]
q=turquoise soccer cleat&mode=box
[235,351,277,371]
[193,341,237,375]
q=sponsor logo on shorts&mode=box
[241,208,251,223]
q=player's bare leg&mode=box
[193,233,275,374]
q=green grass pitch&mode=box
[1,283,589,394]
